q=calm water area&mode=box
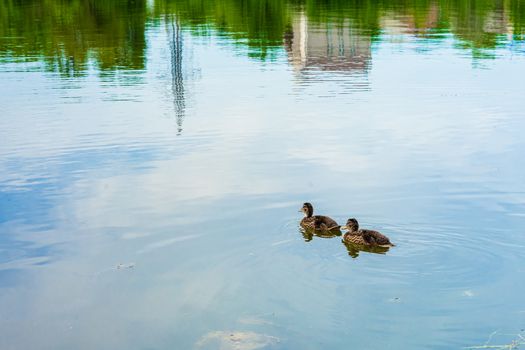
[1,0,525,349]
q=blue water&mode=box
[1,1,525,349]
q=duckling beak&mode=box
[340,225,348,230]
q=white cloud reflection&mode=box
[1,16,525,350]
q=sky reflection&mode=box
[1,1,525,350]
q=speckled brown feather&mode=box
[300,215,339,230]
[342,232,368,245]
[342,229,394,247]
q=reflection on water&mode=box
[1,0,525,74]
[300,227,342,242]
[1,0,525,349]
[285,11,372,90]
[168,19,186,133]
[343,241,391,259]
[0,0,147,76]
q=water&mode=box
[1,1,525,349]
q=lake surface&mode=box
[1,0,525,349]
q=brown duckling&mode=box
[299,202,340,231]
[301,217,342,242]
[341,218,394,247]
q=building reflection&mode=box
[286,12,372,73]
[168,19,186,134]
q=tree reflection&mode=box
[0,0,146,77]
[165,0,525,60]
[1,0,524,76]
[154,0,292,60]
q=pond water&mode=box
[1,0,525,349]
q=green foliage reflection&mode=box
[0,0,147,76]
[1,0,524,74]
[154,0,292,60]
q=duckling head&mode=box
[341,218,359,232]
[299,202,314,217]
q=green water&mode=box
[1,1,525,349]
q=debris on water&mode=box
[388,297,401,303]
[462,290,474,297]
[196,331,279,350]
[464,329,525,349]
[116,263,135,270]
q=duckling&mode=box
[301,218,342,242]
[299,202,340,231]
[341,218,394,247]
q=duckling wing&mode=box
[361,232,376,245]
[314,215,339,229]
[361,229,392,246]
